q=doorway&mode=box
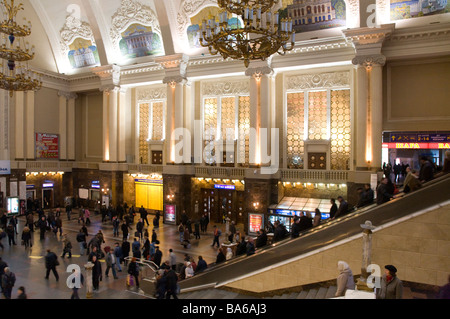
[42,189,53,209]
[201,188,243,225]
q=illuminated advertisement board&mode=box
[164,204,176,225]
[248,213,264,235]
[7,197,20,216]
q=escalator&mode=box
[179,174,450,292]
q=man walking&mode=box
[1,267,16,299]
[45,249,59,281]
[211,225,221,248]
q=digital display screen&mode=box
[7,197,20,216]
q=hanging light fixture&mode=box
[200,0,295,68]
[0,0,41,97]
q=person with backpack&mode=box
[1,267,16,299]
[211,225,221,248]
[76,229,87,256]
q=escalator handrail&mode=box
[181,173,450,286]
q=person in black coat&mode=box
[153,247,162,267]
[195,256,207,274]
[246,237,256,256]
[255,229,268,248]
[376,178,394,205]
[419,156,434,183]
[329,199,338,219]
[91,255,102,291]
[332,196,349,219]
[215,248,226,264]
[122,239,131,266]
[298,213,313,231]
[44,250,59,281]
[128,258,140,288]
[164,268,178,299]
[291,217,301,239]
[235,239,247,256]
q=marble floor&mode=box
[0,210,232,299]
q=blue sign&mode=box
[214,184,236,190]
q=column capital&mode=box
[163,75,188,88]
[352,54,386,70]
[58,91,78,100]
[100,85,123,93]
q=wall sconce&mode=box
[167,194,175,202]
[169,80,177,89]
[253,202,260,210]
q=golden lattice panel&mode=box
[221,97,236,141]
[330,89,351,170]
[139,103,149,164]
[204,98,218,164]
[151,101,164,141]
[287,92,305,168]
[308,91,328,141]
[238,96,250,165]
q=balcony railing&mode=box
[280,169,351,183]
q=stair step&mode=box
[296,290,308,299]
[305,289,318,299]
[325,286,337,299]
[288,292,299,299]
[315,287,328,299]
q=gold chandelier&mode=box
[200,0,295,68]
[0,0,41,97]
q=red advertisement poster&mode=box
[36,133,59,159]
[249,213,263,234]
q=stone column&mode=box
[352,55,386,170]
[101,86,121,162]
[245,63,274,168]
[156,54,189,165]
[356,220,376,292]
[14,91,25,160]
[58,91,77,161]
[84,262,94,299]
[355,65,368,169]
[67,94,77,161]
[25,91,35,160]
[343,25,394,172]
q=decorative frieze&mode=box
[201,79,250,96]
[136,86,167,102]
[286,71,350,91]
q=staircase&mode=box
[178,286,339,299]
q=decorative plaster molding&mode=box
[58,91,78,100]
[201,78,250,96]
[176,0,216,39]
[60,15,96,57]
[136,86,167,102]
[92,64,121,86]
[352,54,386,68]
[110,0,162,50]
[286,71,350,90]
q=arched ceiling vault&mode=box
[16,0,450,77]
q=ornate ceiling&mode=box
[9,0,450,75]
